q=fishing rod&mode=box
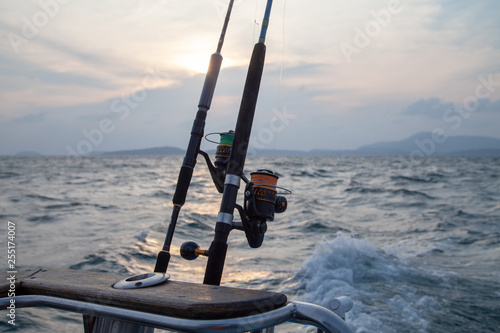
[154,0,235,274]
[202,0,280,286]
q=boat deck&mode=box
[0,269,287,320]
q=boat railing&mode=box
[1,268,353,333]
[1,295,353,333]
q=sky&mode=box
[1,0,499,155]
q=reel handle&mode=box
[180,241,208,260]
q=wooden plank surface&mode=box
[0,269,41,295]
[0,269,287,319]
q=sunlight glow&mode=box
[180,54,211,74]
[177,53,237,74]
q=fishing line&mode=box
[273,0,287,155]
[253,0,259,45]
[278,0,286,110]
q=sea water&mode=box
[0,155,499,332]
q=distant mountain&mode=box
[246,148,311,156]
[19,133,494,157]
[357,132,500,156]
[102,146,184,156]
[444,149,500,156]
[16,151,42,156]
[308,149,357,156]
[313,132,500,156]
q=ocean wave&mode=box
[26,193,60,201]
[28,214,57,223]
[390,188,435,199]
[44,202,83,210]
[301,221,331,230]
[69,253,129,274]
[151,189,172,198]
[291,169,333,178]
[391,175,428,183]
[286,233,445,333]
[64,180,103,185]
[456,230,500,246]
[344,186,385,194]
[390,173,444,183]
[344,185,435,201]
[0,171,20,179]
[43,202,116,210]
[319,179,347,188]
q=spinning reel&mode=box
[199,131,234,193]
[182,131,290,261]
[238,169,288,248]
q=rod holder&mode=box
[113,273,169,289]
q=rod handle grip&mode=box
[154,250,171,273]
[203,241,228,286]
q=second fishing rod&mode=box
[154,0,235,274]
[203,0,277,286]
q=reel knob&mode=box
[180,241,207,260]
[275,195,287,213]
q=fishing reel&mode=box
[180,132,289,262]
[181,155,289,262]
[180,170,288,260]
[199,131,234,193]
[236,170,288,248]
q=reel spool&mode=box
[214,131,234,169]
[242,169,288,248]
[247,170,281,221]
[200,130,234,193]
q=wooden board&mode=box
[0,269,287,319]
[0,269,41,295]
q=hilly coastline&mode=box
[97,132,500,157]
[102,146,184,156]
[11,132,500,157]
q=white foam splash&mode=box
[288,232,438,333]
[135,230,148,241]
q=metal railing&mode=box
[1,295,354,333]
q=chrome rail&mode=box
[1,295,353,333]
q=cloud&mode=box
[14,112,45,123]
[475,99,500,114]
[403,97,500,118]
[0,52,112,90]
[403,98,454,118]
[425,0,500,49]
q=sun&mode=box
[177,53,235,74]
[180,53,211,74]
